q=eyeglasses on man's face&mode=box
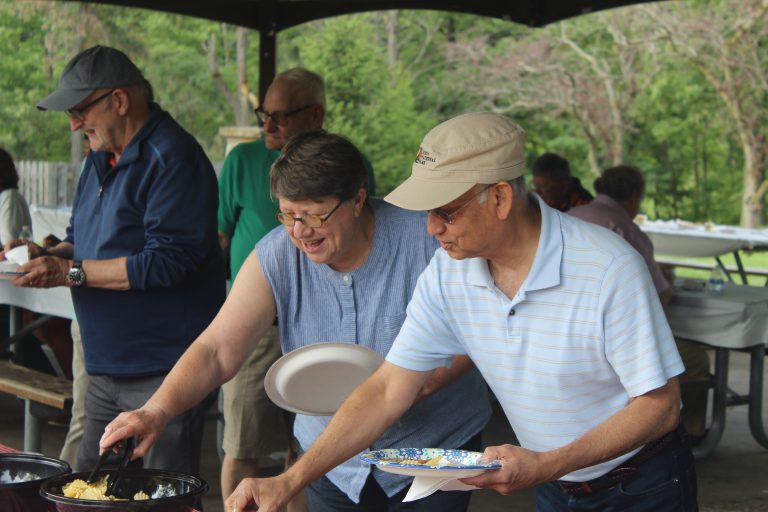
[276,199,345,228]
[67,89,115,122]
[254,104,313,126]
[429,184,494,225]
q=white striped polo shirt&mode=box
[387,196,684,482]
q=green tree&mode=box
[284,15,436,194]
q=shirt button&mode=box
[343,275,351,283]
[509,309,516,316]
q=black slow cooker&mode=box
[40,468,208,512]
[0,452,72,512]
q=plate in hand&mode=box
[265,342,384,416]
[360,448,501,478]
[0,271,26,280]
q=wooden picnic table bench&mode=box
[0,360,72,452]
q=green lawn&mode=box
[659,250,768,285]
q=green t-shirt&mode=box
[217,138,377,279]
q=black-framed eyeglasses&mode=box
[254,104,313,126]
[66,89,115,122]
[428,184,494,225]
[276,199,345,228]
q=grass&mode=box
[662,250,768,285]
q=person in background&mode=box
[220,113,696,512]
[102,131,490,512]
[217,67,375,508]
[0,147,33,360]
[0,148,32,246]
[2,45,225,474]
[531,152,593,211]
[568,164,710,442]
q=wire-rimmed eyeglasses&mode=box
[428,184,494,225]
[276,199,345,228]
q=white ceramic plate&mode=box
[265,342,384,416]
[360,448,501,478]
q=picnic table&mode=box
[638,218,768,285]
[666,280,768,457]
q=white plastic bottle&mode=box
[18,224,32,241]
[706,265,726,296]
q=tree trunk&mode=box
[235,26,250,126]
[741,135,766,227]
[385,10,399,69]
[69,4,88,168]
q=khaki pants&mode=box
[59,320,88,469]
[221,325,288,459]
[676,339,710,437]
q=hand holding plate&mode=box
[459,443,548,495]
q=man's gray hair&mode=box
[478,177,528,205]
[276,67,326,109]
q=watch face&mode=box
[67,266,85,286]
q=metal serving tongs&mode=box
[86,437,135,496]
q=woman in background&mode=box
[0,147,32,245]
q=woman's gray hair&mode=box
[270,130,368,201]
[276,68,325,109]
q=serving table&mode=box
[639,219,768,285]
[30,205,71,242]
[665,281,768,457]
[0,281,75,452]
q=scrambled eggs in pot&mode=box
[62,476,149,501]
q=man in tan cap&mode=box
[225,112,697,511]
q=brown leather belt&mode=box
[558,427,678,496]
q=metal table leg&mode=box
[23,399,42,453]
[693,348,728,458]
[747,345,768,448]
[732,251,748,285]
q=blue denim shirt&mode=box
[258,198,491,502]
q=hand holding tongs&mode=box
[86,437,135,495]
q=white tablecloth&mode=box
[638,219,768,257]
[30,205,72,242]
[0,280,74,319]
[666,282,768,349]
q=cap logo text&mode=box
[415,147,436,166]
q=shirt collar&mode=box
[525,194,563,292]
[464,194,563,292]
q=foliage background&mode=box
[0,0,765,226]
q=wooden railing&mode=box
[15,160,224,209]
[16,160,79,208]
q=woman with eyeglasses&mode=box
[102,130,491,512]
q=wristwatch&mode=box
[66,260,86,287]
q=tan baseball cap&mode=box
[384,112,526,211]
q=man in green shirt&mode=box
[217,67,375,507]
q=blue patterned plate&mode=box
[360,448,501,478]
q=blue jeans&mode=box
[535,425,698,511]
[305,432,482,512]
